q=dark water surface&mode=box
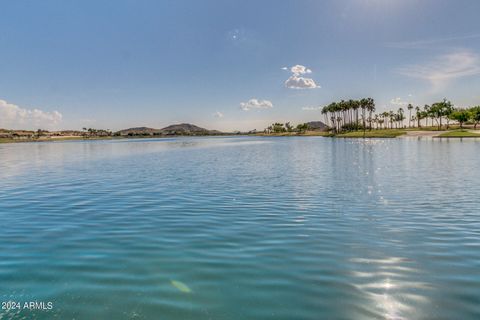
[0,136,479,319]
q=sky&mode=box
[1,0,480,131]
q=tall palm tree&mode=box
[407,104,413,128]
[366,98,376,130]
[423,105,430,127]
[397,108,404,128]
[415,106,421,128]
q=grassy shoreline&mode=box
[436,130,480,138]
[2,129,480,144]
[335,129,406,138]
[258,129,407,138]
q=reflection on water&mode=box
[350,257,431,320]
[0,136,479,319]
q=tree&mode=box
[366,98,376,130]
[449,109,470,128]
[296,123,309,133]
[397,108,405,128]
[430,99,452,130]
[373,114,379,129]
[272,123,285,133]
[469,106,480,129]
[407,104,413,128]
[415,106,422,127]
[423,105,431,127]
[444,101,454,129]
[319,98,375,134]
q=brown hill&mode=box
[117,124,223,136]
[306,121,328,131]
[116,127,162,136]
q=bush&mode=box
[341,123,365,131]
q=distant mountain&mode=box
[306,121,327,131]
[116,124,223,136]
[116,127,162,136]
[160,123,211,135]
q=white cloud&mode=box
[283,64,319,89]
[0,99,63,130]
[290,64,312,75]
[285,75,319,89]
[213,111,224,118]
[240,99,273,111]
[397,49,480,91]
[390,97,408,106]
[302,106,322,111]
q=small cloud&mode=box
[213,111,224,118]
[283,64,319,89]
[227,28,248,46]
[397,49,480,91]
[390,97,408,106]
[240,99,273,111]
[302,106,322,111]
[285,75,319,89]
[290,64,312,75]
[0,99,63,130]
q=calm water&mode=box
[0,136,479,320]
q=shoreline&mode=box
[1,129,480,144]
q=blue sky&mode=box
[1,0,480,131]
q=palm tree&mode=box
[423,105,430,127]
[366,98,376,130]
[359,98,367,130]
[415,106,421,128]
[407,104,413,128]
[397,108,404,128]
[381,112,389,129]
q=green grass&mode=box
[437,130,480,138]
[256,131,332,137]
[335,129,406,138]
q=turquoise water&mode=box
[0,136,479,319]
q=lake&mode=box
[0,136,479,319]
